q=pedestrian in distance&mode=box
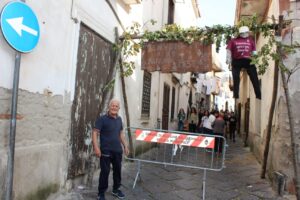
[223,109,230,139]
[188,107,198,133]
[212,111,226,154]
[200,110,214,135]
[177,108,186,131]
[229,111,237,142]
[92,98,129,200]
[197,109,204,133]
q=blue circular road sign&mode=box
[0,1,40,53]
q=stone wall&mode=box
[0,87,71,199]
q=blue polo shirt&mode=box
[94,114,123,153]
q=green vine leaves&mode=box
[117,15,295,77]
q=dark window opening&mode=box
[141,71,152,117]
[168,0,175,24]
[171,87,176,119]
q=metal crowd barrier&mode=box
[125,127,227,200]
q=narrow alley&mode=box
[49,136,294,200]
[1,0,300,200]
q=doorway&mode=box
[162,83,170,130]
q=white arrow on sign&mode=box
[6,17,38,37]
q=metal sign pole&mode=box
[1,1,39,199]
[5,52,21,200]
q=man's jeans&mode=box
[178,121,184,131]
[98,151,122,195]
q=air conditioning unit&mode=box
[122,0,141,4]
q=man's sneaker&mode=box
[97,194,105,200]
[111,189,125,199]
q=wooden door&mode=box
[162,83,170,130]
[68,24,116,178]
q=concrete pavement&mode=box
[48,137,296,200]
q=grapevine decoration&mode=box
[118,15,295,77]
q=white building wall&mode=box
[0,0,78,96]
[253,0,279,139]
[243,0,279,156]
[0,0,122,199]
[122,0,199,130]
[0,0,121,98]
[174,1,199,28]
[0,0,199,198]
[244,0,300,193]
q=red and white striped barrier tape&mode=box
[135,129,215,149]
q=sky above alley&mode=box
[197,0,236,70]
[197,0,236,27]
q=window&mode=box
[168,0,175,24]
[171,87,176,119]
[141,71,152,117]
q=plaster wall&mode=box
[0,0,121,198]
[242,0,277,163]
[0,0,75,96]
[0,88,71,199]
[243,0,278,146]
[0,0,75,198]
[174,1,199,28]
[270,1,300,192]
[0,0,199,198]
[245,0,300,194]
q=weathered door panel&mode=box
[68,24,116,178]
[162,84,170,130]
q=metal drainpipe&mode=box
[156,72,161,129]
[5,53,21,200]
[70,0,77,22]
[212,71,216,110]
[161,0,165,27]
[156,1,165,130]
[105,0,126,31]
[71,0,126,31]
[176,74,182,118]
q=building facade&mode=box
[0,0,200,199]
[235,0,300,194]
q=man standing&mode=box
[92,99,129,200]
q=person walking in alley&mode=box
[92,99,129,200]
[177,108,186,131]
[213,111,226,154]
[223,109,230,139]
[188,107,198,133]
[197,109,204,132]
[200,110,215,135]
[229,111,237,142]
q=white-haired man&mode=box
[92,99,129,200]
[226,26,261,100]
